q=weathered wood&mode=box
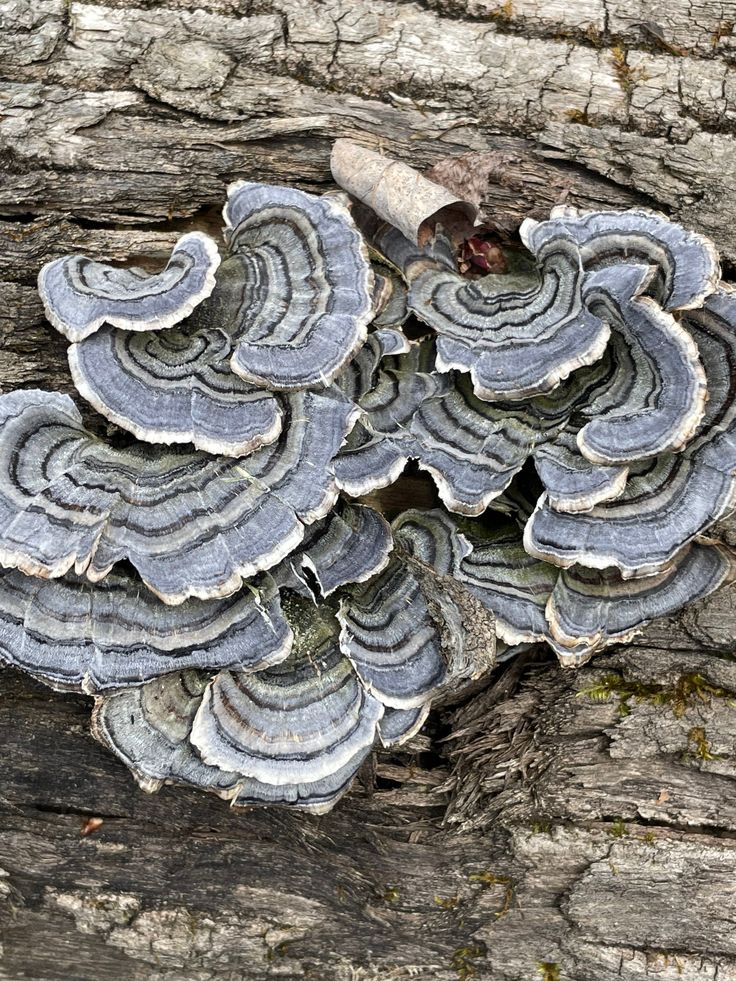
[2,1,736,978]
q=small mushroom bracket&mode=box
[39,232,221,342]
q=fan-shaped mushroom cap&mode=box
[378,705,431,747]
[223,182,373,390]
[528,325,667,511]
[39,233,220,342]
[66,255,405,458]
[521,206,720,312]
[272,502,392,599]
[527,324,655,510]
[92,671,240,796]
[338,549,448,708]
[0,569,291,693]
[412,373,555,516]
[69,330,283,458]
[533,431,629,513]
[360,340,445,438]
[67,258,290,457]
[392,511,497,701]
[0,388,356,603]
[371,326,411,356]
[93,667,371,813]
[391,508,470,572]
[526,288,736,577]
[457,521,557,645]
[332,330,414,497]
[338,509,495,708]
[407,231,610,401]
[231,747,371,813]
[575,264,706,465]
[334,338,444,497]
[410,344,617,516]
[333,422,410,498]
[333,327,410,403]
[372,267,409,329]
[546,543,736,665]
[191,602,384,785]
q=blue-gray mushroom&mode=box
[0,570,290,694]
[0,388,356,603]
[225,182,374,390]
[13,153,736,820]
[525,290,736,578]
[39,232,220,342]
[521,206,720,312]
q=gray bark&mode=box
[1,1,736,978]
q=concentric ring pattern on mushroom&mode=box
[0,140,733,814]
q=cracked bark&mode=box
[1,1,736,978]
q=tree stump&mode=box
[1,2,735,978]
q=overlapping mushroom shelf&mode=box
[1,149,735,815]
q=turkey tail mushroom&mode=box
[223,182,374,390]
[67,259,286,458]
[272,502,393,599]
[20,153,736,818]
[525,289,736,578]
[338,509,496,709]
[191,601,384,786]
[67,181,376,452]
[39,232,220,342]
[377,705,431,747]
[456,520,557,646]
[546,543,736,666]
[576,264,707,465]
[408,229,610,401]
[521,206,720,312]
[93,666,373,815]
[412,372,556,515]
[333,337,445,498]
[0,569,291,694]
[371,266,409,329]
[0,388,356,603]
[92,671,241,796]
[533,431,629,513]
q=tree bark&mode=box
[1,2,736,978]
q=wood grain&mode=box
[1,1,736,977]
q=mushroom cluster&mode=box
[1,142,734,814]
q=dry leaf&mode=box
[331,140,476,247]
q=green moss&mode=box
[468,871,514,917]
[577,671,736,719]
[529,819,553,836]
[382,885,401,904]
[609,46,649,96]
[434,894,460,910]
[538,964,561,981]
[608,818,628,839]
[687,726,722,761]
[451,945,487,980]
